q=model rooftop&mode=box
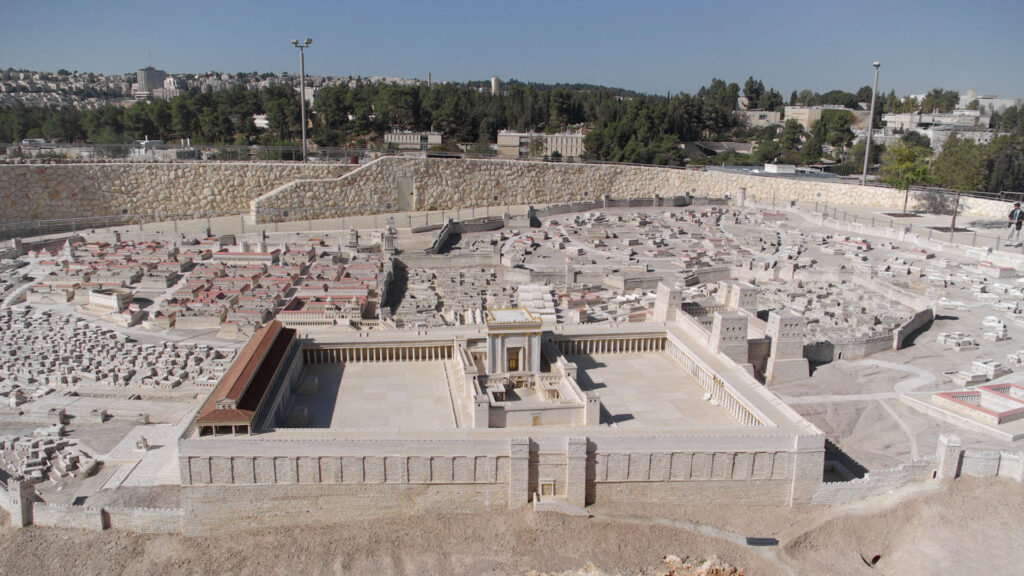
[487,308,538,324]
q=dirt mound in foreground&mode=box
[2,476,1020,576]
[782,476,1024,575]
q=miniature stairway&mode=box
[532,493,590,517]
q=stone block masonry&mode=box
[177,434,822,534]
[181,483,508,535]
[103,506,184,534]
[251,157,1016,223]
[31,502,105,531]
[2,158,1015,225]
[5,488,184,533]
[0,162,355,223]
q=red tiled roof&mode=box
[196,321,295,427]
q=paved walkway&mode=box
[790,200,1024,255]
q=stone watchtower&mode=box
[717,280,758,314]
[7,478,34,527]
[765,311,809,384]
[711,312,749,364]
[653,282,682,322]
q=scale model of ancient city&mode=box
[1,157,1022,536]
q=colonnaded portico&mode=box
[178,309,824,533]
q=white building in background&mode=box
[922,125,997,151]
[497,130,586,159]
[133,67,168,99]
[152,76,184,100]
[879,109,996,151]
[491,76,501,96]
[959,89,1020,114]
[883,110,990,131]
[384,130,443,151]
[299,85,316,106]
[739,109,782,128]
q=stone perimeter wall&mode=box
[1,158,1014,225]
[0,162,355,223]
[252,157,1015,222]
[19,500,183,533]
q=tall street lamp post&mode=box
[861,61,881,185]
[291,38,312,162]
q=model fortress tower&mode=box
[766,311,810,384]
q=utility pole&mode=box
[290,38,313,162]
[861,61,880,186]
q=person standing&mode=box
[1009,202,1024,245]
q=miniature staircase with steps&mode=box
[532,493,590,517]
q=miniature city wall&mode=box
[2,157,1016,225]
[1,478,183,533]
[175,320,826,534]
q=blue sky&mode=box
[2,0,1022,98]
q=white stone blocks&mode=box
[385,457,408,483]
[363,457,385,483]
[342,457,363,484]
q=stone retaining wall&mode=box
[894,308,935,350]
[31,501,105,530]
[9,496,184,533]
[0,162,355,223]
[812,459,935,505]
[181,483,507,535]
[103,506,184,533]
[3,159,1015,226]
[251,157,1016,222]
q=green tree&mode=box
[743,77,765,107]
[757,89,784,112]
[778,119,804,152]
[931,135,987,229]
[548,87,572,131]
[123,103,158,140]
[40,109,85,142]
[171,95,198,138]
[985,135,1024,194]
[919,88,960,113]
[810,109,854,154]
[900,130,932,151]
[528,136,545,156]
[752,140,782,164]
[880,142,932,213]
[993,105,1023,138]
[800,135,823,164]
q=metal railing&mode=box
[1,141,703,169]
[811,201,1024,254]
[1,142,385,163]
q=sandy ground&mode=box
[2,476,1021,576]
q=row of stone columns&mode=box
[303,346,452,364]
[559,337,665,356]
[664,339,761,427]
